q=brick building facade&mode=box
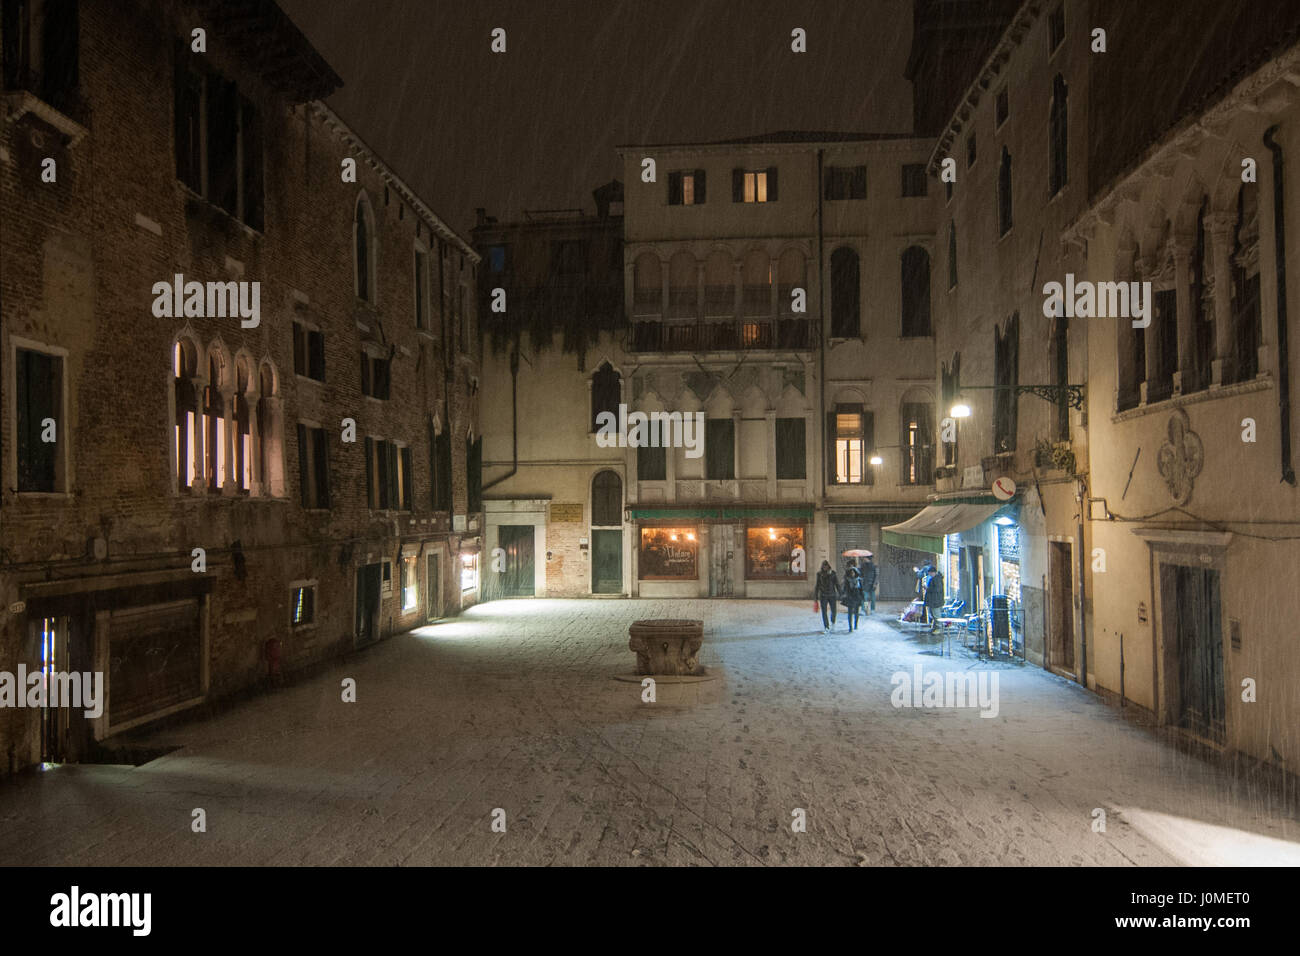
[0,0,481,774]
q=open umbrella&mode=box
[842,548,874,557]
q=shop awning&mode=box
[627,505,814,522]
[881,503,1003,554]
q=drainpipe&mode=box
[482,344,519,491]
[1263,126,1297,485]
[1076,477,1088,688]
[817,149,827,506]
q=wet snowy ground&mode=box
[2,598,1297,866]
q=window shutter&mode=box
[862,411,875,486]
[296,423,310,507]
[732,168,744,202]
[360,352,370,395]
[365,437,374,508]
[309,330,325,380]
[853,166,866,199]
[313,428,330,508]
[388,442,400,509]
[695,170,707,203]
[766,167,778,201]
[401,446,413,510]
[826,412,838,484]
[667,171,683,206]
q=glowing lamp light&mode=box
[993,516,1016,526]
[869,454,884,466]
[950,403,972,419]
[686,532,696,541]
[670,534,678,541]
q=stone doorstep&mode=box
[611,671,720,684]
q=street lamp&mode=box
[954,384,1085,410]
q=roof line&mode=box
[311,102,479,260]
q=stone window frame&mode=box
[6,334,71,498]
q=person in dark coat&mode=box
[860,556,879,613]
[842,558,864,632]
[814,560,840,632]
[923,568,945,630]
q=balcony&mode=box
[2,47,89,141]
[630,317,813,353]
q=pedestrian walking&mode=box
[861,555,878,614]
[814,560,840,632]
[842,558,864,632]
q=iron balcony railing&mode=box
[629,317,813,352]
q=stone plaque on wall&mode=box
[551,503,583,523]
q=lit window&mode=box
[291,586,315,626]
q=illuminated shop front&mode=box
[744,525,806,579]
[638,527,698,580]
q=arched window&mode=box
[355,193,377,303]
[830,246,860,338]
[1231,183,1261,382]
[997,147,1013,237]
[1049,75,1068,197]
[993,312,1020,452]
[204,355,226,491]
[667,251,697,319]
[777,248,805,316]
[173,340,198,490]
[258,363,279,494]
[742,250,771,317]
[901,246,931,337]
[591,362,621,432]
[591,470,622,526]
[703,251,734,319]
[632,254,662,317]
[235,360,252,492]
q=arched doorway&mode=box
[591,470,623,594]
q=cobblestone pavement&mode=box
[2,599,1297,866]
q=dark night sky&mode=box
[277,0,914,236]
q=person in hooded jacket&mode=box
[814,560,840,632]
[842,558,864,632]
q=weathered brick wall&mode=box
[0,0,479,774]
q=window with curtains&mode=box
[828,404,873,485]
[668,169,706,205]
[732,167,777,203]
[365,438,411,511]
[899,401,935,485]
